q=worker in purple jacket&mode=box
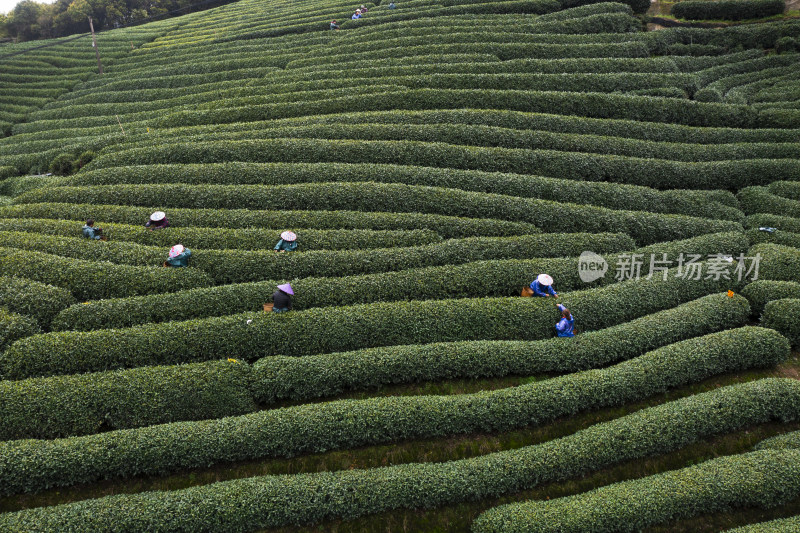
[555,304,575,337]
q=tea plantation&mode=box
[1,0,800,529]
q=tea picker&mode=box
[274,231,298,253]
[527,273,558,298]
[164,244,191,267]
[555,304,575,337]
[82,219,106,241]
[268,283,294,313]
[146,211,170,230]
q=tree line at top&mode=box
[0,0,234,43]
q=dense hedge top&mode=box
[2,0,800,529]
[2,379,799,529]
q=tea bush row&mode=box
[0,267,743,379]
[0,247,212,301]
[50,232,748,331]
[472,448,800,532]
[0,217,442,251]
[68,163,743,221]
[1,379,797,527]
[672,0,785,21]
[741,280,800,314]
[749,243,800,283]
[0,203,539,238]
[94,122,800,164]
[6,293,748,440]
[14,182,744,245]
[761,298,800,347]
[0,276,74,328]
[77,138,798,190]
[0,231,627,285]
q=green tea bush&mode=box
[0,203,539,238]
[745,214,800,233]
[672,0,785,21]
[12,293,748,440]
[726,516,800,532]
[0,359,256,440]
[0,327,786,496]
[749,243,800,283]
[1,379,797,525]
[46,153,74,176]
[142,89,759,130]
[472,449,800,532]
[0,276,75,328]
[0,247,212,301]
[65,163,745,222]
[14,183,743,245]
[755,429,800,450]
[51,231,749,331]
[768,180,800,200]
[252,293,750,403]
[746,228,800,248]
[0,218,442,251]
[76,139,797,190]
[742,280,800,314]
[739,186,800,218]
[0,266,743,379]
[0,308,39,350]
[761,298,800,347]
[0,231,629,284]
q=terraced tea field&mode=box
[1,0,800,530]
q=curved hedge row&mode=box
[756,429,800,451]
[749,243,800,283]
[0,231,629,285]
[0,203,538,239]
[0,276,75,328]
[51,231,749,331]
[77,138,799,191]
[251,292,750,404]
[0,309,40,351]
[64,163,745,222]
[761,298,800,347]
[0,327,787,496]
[725,516,800,532]
[768,180,800,201]
[0,217,441,251]
[13,183,743,245]
[0,265,744,379]
[0,360,256,441]
[741,280,800,314]
[472,449,800,532]
[672,0,785,21]
[6,293,748,440]
[745,214,800,234]
[140,89,760,130]
[0,247,213,301]
[1,379,798,527]
[738,186,800,218]
[746,228,800,249]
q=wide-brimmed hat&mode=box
[537,273,554,286]
[150,211,166,222]
[169,244,185,258]
[281,231,297,242]
[277,283,294,295]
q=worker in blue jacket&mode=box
[82,219,103,240]
[529,273,558,298]
[165,244,191,267]
[555,304,574,337]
